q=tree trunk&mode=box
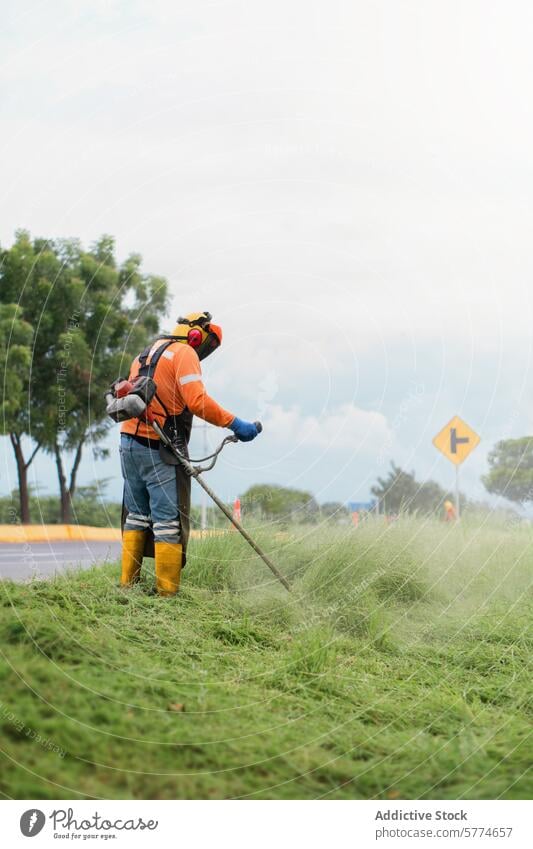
[9,434,41,524]
[10,433,31,523]
[68,437,85,503]
[54,442,71,524]
[54,436,85,524]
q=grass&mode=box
[0,515,531,799]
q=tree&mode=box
[0,232,48,521]
[371,461,453,515]
[482,437,533,503]
[0,304,34,521]
[0,231,168,522]
[48,238,168,522]
[242,484,319,522]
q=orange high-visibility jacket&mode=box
[121,340,234,441]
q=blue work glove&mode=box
[229,417,260,442]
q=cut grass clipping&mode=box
[0,516,531,799]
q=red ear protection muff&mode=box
[187,328,203,348]
[175,312,219,359]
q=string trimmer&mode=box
[106,380,290,592]
[150,415,290,592]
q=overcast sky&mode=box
[2,0,533,506]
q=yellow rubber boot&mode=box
[120,530,146,587]
[155,541,183,596]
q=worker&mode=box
[444,499,456,522]
[119,311,259,596]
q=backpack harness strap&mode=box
[137,337,179,418]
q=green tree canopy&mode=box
[242,484,319,522]
[0,303,33,423]
[0,230,168,522]
[371,461,453,515]
[482,437,533,503]
[0,303,35,521]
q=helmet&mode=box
[172,311,222,361]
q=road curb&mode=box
[0,526,227,544]
[0,525,121,544]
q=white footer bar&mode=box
[2,800,531,848]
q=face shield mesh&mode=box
[197,324,222,360]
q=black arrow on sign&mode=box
[450,427,469,454]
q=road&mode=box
[0,540,122,581]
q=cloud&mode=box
[262,402,391,454]
[188,400,394,505]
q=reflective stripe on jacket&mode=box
[121,341,234,441]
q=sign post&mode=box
[432,415,480,519]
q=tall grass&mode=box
[0,516,531,799]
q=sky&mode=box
[1,0,533,506]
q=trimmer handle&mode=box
[223,421,261,447]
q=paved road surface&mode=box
[0,541,122,581]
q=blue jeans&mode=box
[120,434,180,544]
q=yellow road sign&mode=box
[433,415,480,466]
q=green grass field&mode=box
[0,517,531,799]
